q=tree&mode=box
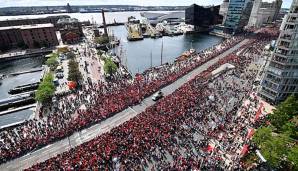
[288,145,298,170]
[46,56,59,71]
[282,121,298,139]
[67,59,82,84]
[66,52,76,59]
[270,95,298,130]
[35,73,55,103]
[252,126,273,147]
[94,36,109,44]
[103,58,117,75]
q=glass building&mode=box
[258,0,298,104]
[224,0,253,33]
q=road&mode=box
[0,39,249,171]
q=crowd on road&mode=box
[0,28,279,166]
[26,28,277,170]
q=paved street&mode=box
[0,39,249,171]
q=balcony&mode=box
[258,88,277,101]
[279,35,293,42]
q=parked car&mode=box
[152,91,164,101]
[56,72,64,79]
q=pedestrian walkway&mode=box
[0,39,249,171]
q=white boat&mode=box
[176,22,195,34]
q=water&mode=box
[0,11,167,24]
[0,11,222,127]
[0,57,44,100]
[110,26,223,74]
[0,57,44,128]
[0,109,33,128]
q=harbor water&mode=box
[110,26,222,74]
[0,57,44,128]
[0,11,222,127]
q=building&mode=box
[185,4,223,29]
[142,12,185,26]
[223,0,253,33]
[0,15,70,27]
[66,3,72,13]
[247,0,282,28]
[56,18,83,44]
[219,0,230,24]
[258,0,298,104]
[0,23,58,51]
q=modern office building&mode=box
[247,0,282,28]
[223,0,253,33]
[0,23,58,50]
[185,4,223,29]
[258,0,298,103]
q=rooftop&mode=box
[57,18,79,24]
[0,15,70,22]
[0,23,54,31]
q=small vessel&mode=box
[0,74,5,80]
[175,48,196,62]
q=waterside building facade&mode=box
[185,4,223,29]
[0,23,58,51]
[223,0,253,33]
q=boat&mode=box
[8,82,40,95]
[176,22,195,34]
[0,74,5,80]
[175,49,197,62]
[126,17,144,41]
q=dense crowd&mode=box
[0,28,279,165]
[26,29,276,170]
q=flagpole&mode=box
[150,50,153,68]
[161,39,163,65]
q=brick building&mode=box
[56,18,83,44]
[0,15,70,27]
[0,23,58,51]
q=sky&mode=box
[0,0,292,8]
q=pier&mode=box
[9,83,39,95]
[10,67,43,76]
[0,104,36,116]
[0,48,53,63]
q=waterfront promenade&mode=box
[0,38,249,171]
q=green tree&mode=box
[256,133,290,168]
[35,73,55,103]
[270,95,298,130]
[67,59,82,83]
[103,58,117,75]
[46,56,59,71]
[252,95,298,169]
[252,126,273,147]
[288,145,298,170]
[282,121,298,139]
[66,52,76,59]
[94,36,109,44]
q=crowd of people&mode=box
[0,28,279,167]
[25,28,277,170]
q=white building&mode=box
[247,0,282,28]
[258,0,298,103]
[219,0,229,24]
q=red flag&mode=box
[241,144,249,155]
